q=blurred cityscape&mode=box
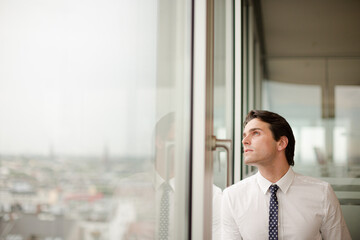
[0,154,155,240]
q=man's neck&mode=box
[155,157,174,180]
[258,162,290,183]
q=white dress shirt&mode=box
[221,167,351,240]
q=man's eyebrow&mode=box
[243,127,263,137]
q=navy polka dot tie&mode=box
[269,184,279,240]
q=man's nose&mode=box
[242,135,250,145]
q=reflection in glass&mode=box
[154,113,175,240]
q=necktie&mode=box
[269,184,279,240]
[159,182,171,240]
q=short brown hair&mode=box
[244,110,295,166]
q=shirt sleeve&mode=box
[221,188,242,240]
[320,183,352,240]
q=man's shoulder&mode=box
[294,171,331,187]
[292,171,333,197]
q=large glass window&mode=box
[0,1,192,239]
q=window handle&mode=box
[211,136,233,187]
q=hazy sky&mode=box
[0,0,158,156]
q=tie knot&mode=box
[162,182,172,192]
[269,184,279,194]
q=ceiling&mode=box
[260,0,360,58]
[259,0,360,118]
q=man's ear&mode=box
[277,136,288,151]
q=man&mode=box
[221,110,351,239]
[154,112,175,240]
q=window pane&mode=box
[213,0,233,238]
[213,0,233,190]
[0,1,192,239]
[335,86,360,174]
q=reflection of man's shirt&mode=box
[155,173,175,240]
[212,185,222,240]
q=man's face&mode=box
[165,123,175,165]
[242,118,279,166]
[154,121,176,179]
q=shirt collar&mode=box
[276,167,295,193]
[256,167,295,194]
[155,172,175,191]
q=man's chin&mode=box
[244,159,257,166]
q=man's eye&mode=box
[253,131,259,135]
